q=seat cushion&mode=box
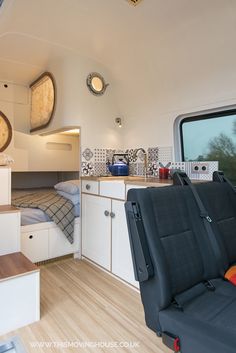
[159,279,236,353]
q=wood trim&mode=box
[30,71,56,133]
[0,205,20,214]
[0,111,12,152]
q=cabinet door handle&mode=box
[104,210,110,217]
[110,212,115,218]
[86,184,91,190]
[29,235,34,239]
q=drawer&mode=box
[21,229,49,263]
[99,180,125,200]
[126,184,146,197]
[82,180,99,195]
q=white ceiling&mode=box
[0,0,234,85]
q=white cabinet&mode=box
[0,209,20,256]
[0,167,11,205]
[111,200,138,287]
[21,219,80,263]
[82,193,138,287]
[82,180,170,287]
[49,219,80,259]
[82,194,111,270]
[21,229,49,263]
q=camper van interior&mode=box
[0,0,236,352]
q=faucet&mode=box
[134,148,148,178]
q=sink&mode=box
[98,175,146,181]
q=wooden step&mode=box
[0,252,39,282]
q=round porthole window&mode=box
[0,111,12,152]
[86,72,109,96]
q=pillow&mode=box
[224,266,236,285]
[54,180,80,195]
[57,190,80,205]
[73,203,80,217]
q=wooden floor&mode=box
[1,258,171,353]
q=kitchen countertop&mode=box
[81,176,173,186]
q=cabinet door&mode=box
[82,194,111,270]
[111,200,139,287]
[49,226,79,259]
[21,229,49,263]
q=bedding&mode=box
[18,204,80,225]
[57,190,80,205]
[20,207,51,225]
[12,188,80,219]
[12,190,75,243]
[54,179,80,194]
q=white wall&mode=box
[1,0,236,158]
[1,1,236,158]
[112,2,236,154]
[0,81,80,171]
[0,49,124,171]
[39,55,122,149]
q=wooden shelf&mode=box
[0,252,39,282]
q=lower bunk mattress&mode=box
[18,205,80,226]
[12,188,80,226]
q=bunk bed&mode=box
[12,180,81,263]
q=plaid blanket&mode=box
[12,191,75,244]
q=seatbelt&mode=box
[213,171,236,194]
[125,201,154,282]
[173,171,225,277]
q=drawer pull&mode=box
[110,212,115,218]
[104,210,109,217]
[86,184,91,190]
[29,235,33,239]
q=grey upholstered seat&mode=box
[125,181,236,353]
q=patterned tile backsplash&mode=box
[81,146,218,180]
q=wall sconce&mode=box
[115,117,122,128]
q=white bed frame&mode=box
[20,217,81,263]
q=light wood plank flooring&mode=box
[1,258,171,353]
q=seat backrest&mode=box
[126,185,220,332]
[195,181,236,267]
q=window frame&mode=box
[174,105,236,161]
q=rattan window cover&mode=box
[30,72,56,133]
